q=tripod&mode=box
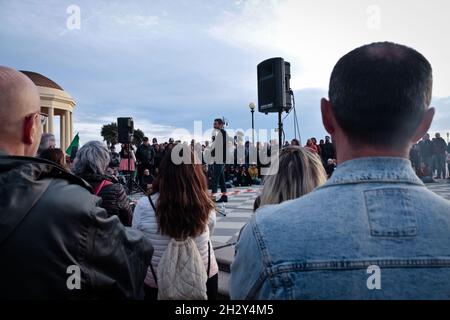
[124,144,146,195]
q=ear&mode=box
[321,98,335,135]
[411,107,435,143]
[23,114,39,145]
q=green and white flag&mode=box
[66,133,79,156]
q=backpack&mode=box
[93,179,113,195]
[148,195,211,300]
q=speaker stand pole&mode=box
[127,144,133,194]
[278,110,283,150]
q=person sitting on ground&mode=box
[39,148,68,171]
[132,151,219,300]
[73,141,133,226]
[248,165,260,185]
[231,42,450,299]
[253,146,327,211]
[0,66,152,299]
[236,166,253,187]
[324,158,337,177]
[140,168,154,194]
[418,161,434,183]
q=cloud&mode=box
[1,0,449,146]
[112,14,160,27]
[209,0,450,97]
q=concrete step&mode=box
[218,270,230,300]
[214,244,235,299]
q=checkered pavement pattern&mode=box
[211,186,261,246]
[425,180,450,201]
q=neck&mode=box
[0,143,27,157]
[335,136,410,165]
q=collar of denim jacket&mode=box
[321,156,424,187]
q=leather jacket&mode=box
[77,173,132,226]
[0,153,153,299]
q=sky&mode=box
[1,0,449,146]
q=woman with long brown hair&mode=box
[132,149,218,300]
[39,148,68,170]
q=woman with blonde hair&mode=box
[254,146,327,210]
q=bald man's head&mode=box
[0,66,42,156]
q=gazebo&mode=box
[21,71,76,152]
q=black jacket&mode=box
[77,173,132,226]
[135,144,155,166]
[211,129,228,164]
[0,154,153,299]
[419,139,434,158]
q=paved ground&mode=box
[211,180,450,248]
[211,187,261,247]
[425,179,450,200]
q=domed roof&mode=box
[20,71,63,91]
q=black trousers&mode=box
[211,164,226,194]
[144,273,219,300]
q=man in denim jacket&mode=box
[230,42,450,300]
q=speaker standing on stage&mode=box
[211,118,228,203]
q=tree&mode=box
[100,122,118,147]
[132,128,145,147]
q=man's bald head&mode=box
[0,66,42,156]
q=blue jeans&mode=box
[212,164,226,194]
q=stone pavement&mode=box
[425,179,450,200]
[211,186,260,247]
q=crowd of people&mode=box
[1,41,450,300]
[410,133,450,181]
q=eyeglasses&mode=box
[39,112,48,126]
[26,111,48,126]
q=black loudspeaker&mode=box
[257,57,292,114]
[117,117,134,144]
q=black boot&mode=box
[215,195,228,203]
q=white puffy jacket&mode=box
[132,193,218,288]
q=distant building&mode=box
[21,71,76,151]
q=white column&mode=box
[43,111,48,133]
[69,111,73,142]
[65,110,71,148]
[48,107,54,134]
[60,114,66,150]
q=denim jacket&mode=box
[230,157,450,300]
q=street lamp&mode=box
[249,102,256,145]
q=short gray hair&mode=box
[72,141,110,175]
[37,133,56,156]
